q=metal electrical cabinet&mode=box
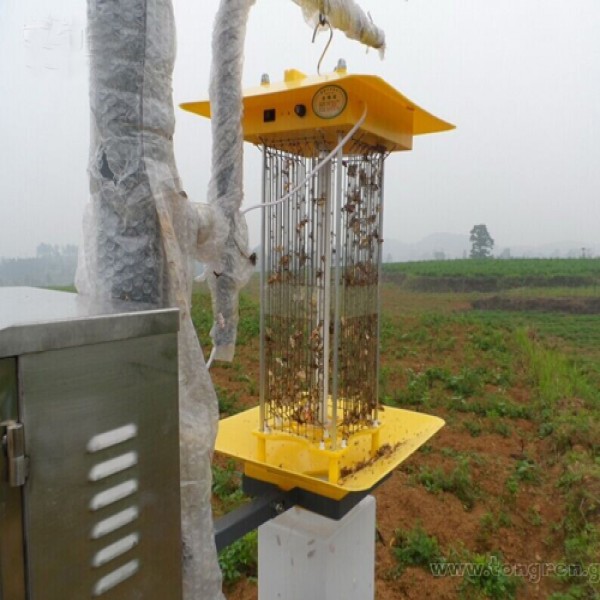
[0,287,183,600]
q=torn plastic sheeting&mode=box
[205,0,256,362]
[292,0,386,55]
[80,1,225,598]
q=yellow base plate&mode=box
[215,406,444,500]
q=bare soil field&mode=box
[193,270,599,600]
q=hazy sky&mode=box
[1,0,599,258]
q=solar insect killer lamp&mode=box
[182,63,453,504]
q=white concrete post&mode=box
[258,496,376,600]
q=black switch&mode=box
[294,104,307,117]
[264,108,276,122]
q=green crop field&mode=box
[383,258,600,293]
[384,258,600,279]
[192,258,600,600]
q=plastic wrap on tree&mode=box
[292,0,386,55]
[79,1,225,598]
[79,0,165,304]
[205,0,256,363]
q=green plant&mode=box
[479,510,512,533]
[445,367,485,398]
[549,590,593,600]
[504,475,519,497]
[392,524,444,573]
[555,453,600,596]
[464,419,483,437]
[489,418,512,438]
[447,394,532,421]
[379,365,392,400]
[417,458,478,510]
[237,294,260,345]
[477,511,512,549]
[190,289,214,349]
[394,369,430,406]
[433,335,457,352]
[439,448,486,465]
[552,413,600,456]
[212,461,239,498]
[469,328,507,354]
[526,506,543,527]
[212,461,245,513]
[513,458,542,485]
[190,288,260,349]
[218,531,258,585]
[459,553,519,599]
[515,328,599,409]
[215,385,240,415]
[246,378,258,396]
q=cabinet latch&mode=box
[1,421,29,487]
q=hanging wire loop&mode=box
[312,13,333,76]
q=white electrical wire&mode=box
[206,346,217,370]
[241,105,368,215]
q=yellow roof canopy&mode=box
[181,68,454,156]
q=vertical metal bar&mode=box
[319,153,332,436]
[259,145,267,431]
[312,156,320,423]
[374,154,386,424]
[282,153,290,434]
[315,156,323,426]
[276,149,282,432]
[331,136,344,448]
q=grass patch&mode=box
[392,524,519,600]
[515,328,600,456]
[415,458,478,510]
[474,310,600,354]
[447,394,532,420]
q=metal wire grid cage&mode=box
[259,137,385,448]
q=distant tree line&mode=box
[0,244,78,286]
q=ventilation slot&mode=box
[92,559,140,596]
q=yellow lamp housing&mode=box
[181,66,454,157]
[182,67,452,500]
